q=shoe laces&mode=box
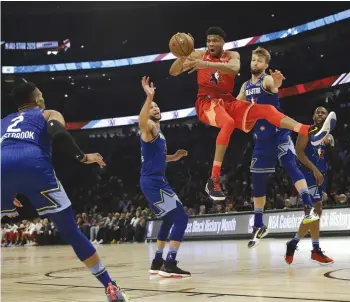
[313,248,327,258]
[106,282,119,296]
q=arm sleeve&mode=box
[47,120,85,161]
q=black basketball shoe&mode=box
[149,259,164,274]
[285,240,298,265]
[248,225,269,249]
[205,177,226,201]
[158,261,191,278]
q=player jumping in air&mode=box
[139,76,190,278]
[285,107,335,265]
[236,47,337,248]
[1,82,129,302]
[170,27,336,201]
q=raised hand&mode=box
[269,69,285,88]
[141,76,155,99]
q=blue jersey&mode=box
[300,139,328,174]
[1,108,71,218]
[1,108,52,156]
[140,129,167,177]
[245,74,280,140]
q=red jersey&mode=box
[197,50,235,98]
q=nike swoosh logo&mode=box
[309,127,318,134]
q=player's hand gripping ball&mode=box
[169,33,194,57]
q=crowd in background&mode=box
[2,87,350,247]
[1,9,350,247]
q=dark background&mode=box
[2,2,350,220]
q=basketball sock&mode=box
[212,161,222,179]
[166,247,178,263]
[155,246,164,262]
[312,238,320,250]
[90,261,114,288]
[254,208,264,228]
[291,233,301,246]
[299,188,314,207]
[293,124,310,137]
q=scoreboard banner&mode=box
[2,10,349,74]
[146,208,350,240]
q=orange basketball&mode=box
[169,33,194,57]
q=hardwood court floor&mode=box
[1,237,350,302]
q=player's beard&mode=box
[314,121,325,129]
[251,67,264,76]
[150,114,161,122]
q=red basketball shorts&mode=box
[195,94,256,132]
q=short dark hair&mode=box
[12,82,37,107]
[206,27,226,39]
[313,106,328,114]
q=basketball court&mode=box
[2,237,349,302]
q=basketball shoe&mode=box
[105,282,129,302]
[158,261,191,278]
[149,258,164,274]
[302,205,320,225]
[311,248,334,265]
[309,111,337,146]
[285,240,298,265]
[248,225,269,249]
[205,177,225,201]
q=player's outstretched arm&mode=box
[296,133,323,185]
[166,149,188,162]
[42,110,105,168]
[169,50,204,76]
[236,82,247,101]
[139,76,158,142]
[263,70,286,93]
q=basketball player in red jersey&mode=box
[169,27,336,201]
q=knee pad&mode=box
[280,152,304,184]
[168,204,189,242]
[48,207,96,261]
[252,173,267,197]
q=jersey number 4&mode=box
[7,116,24,133]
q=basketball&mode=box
[169,33,194,57]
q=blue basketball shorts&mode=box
[140,175,183,218]
[250,129,296,174]
[1,147,71,218]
